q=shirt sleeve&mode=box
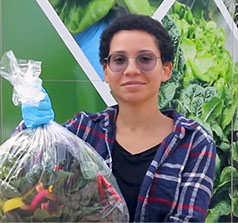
[12,112,92,140]
[62,112,90,139]
[12,111,84,137]
[11,120,26,136]
[168,135,216,222]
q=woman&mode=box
[20,14,216,222]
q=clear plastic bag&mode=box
[0,51,129,222]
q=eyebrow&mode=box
[138,50,155,54]
[110,50,126,55]
[110,49,155,55]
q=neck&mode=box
[116,99,163,131]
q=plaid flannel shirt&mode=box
[16,105,216,222]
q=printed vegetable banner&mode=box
[48,0,238,222]
[166,1,238,219]
[161,2,238,223]
[48,0,163,80]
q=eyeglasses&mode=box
[104,52,161,73]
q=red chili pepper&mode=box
[30,189,49,211]
[97,174,106,206]
[54,164,63,171]
[97,173,122,203]
[41,201,49,210]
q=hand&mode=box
[21,88,54,128]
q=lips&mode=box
[121,81,145,86]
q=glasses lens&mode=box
[136,53,157,72]
[108,54,128,73]
[106,52,158,73]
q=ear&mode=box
[103,63,109,83]
[161,62,173,82]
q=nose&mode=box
[123,58,140,74]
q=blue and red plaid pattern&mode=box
[15,105,216,222]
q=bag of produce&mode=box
[0,51,129,222]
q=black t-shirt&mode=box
[112,141,159,222]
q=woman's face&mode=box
[103,30,172,105]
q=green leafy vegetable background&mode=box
[49,0,238,222]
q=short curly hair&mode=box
[99,14,174,65]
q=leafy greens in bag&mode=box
[0,51,129,222]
